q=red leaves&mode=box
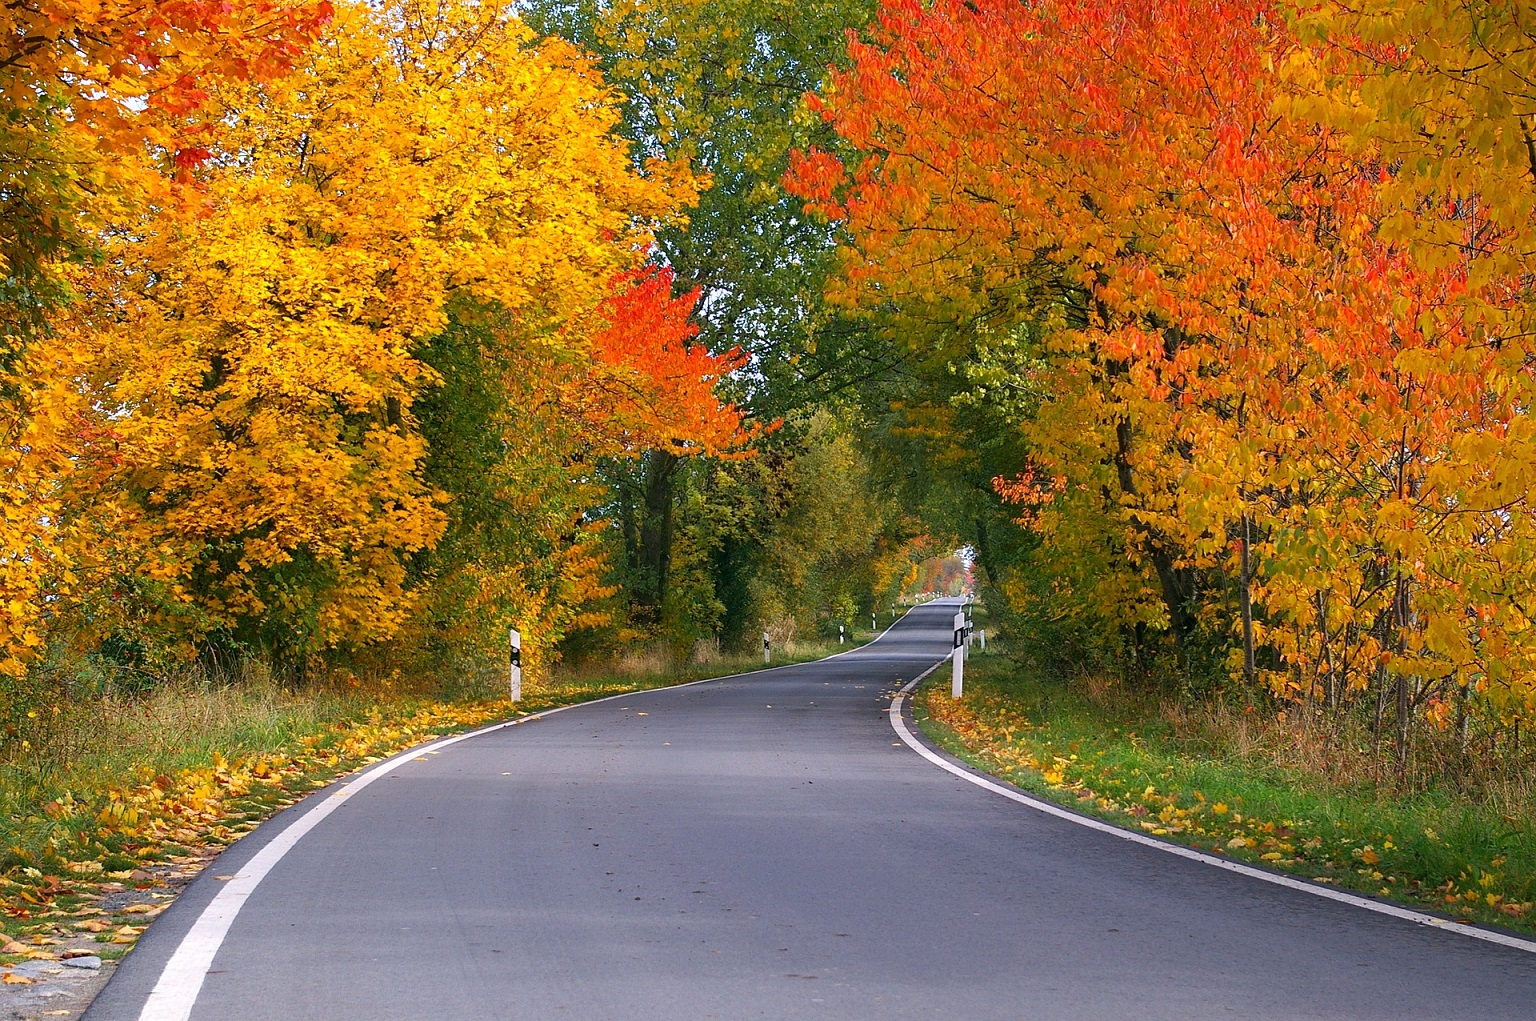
[173,146,214,169]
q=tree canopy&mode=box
[6,0,1536,781]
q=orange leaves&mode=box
[794,0,1536,717]
[783,148,847,221]
[992,467,1066,529]
[586,269,751,458]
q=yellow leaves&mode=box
[919,676,1536,933]
[22,0,709,663]
[0,694,526,953]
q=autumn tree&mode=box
[29,0,747,676]
[791,0,1536,769]
[407,271,747,676]
[524,0,908,644]
[1282,0,1536,752]
[0,0,332,679]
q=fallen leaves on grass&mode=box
[921,686,1534,931]
[0,698,512,961]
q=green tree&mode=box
[524,0,899,647]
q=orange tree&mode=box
[788,0,1536,762]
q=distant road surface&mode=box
[87,600,1536,1020]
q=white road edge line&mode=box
[138,605,930,1021]
[889,666,1536,956]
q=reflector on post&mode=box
[509,628,522,703]
[952,610,966,698]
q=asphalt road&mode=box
[87,601,1536,1020]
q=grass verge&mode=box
[914,654,1536,937]
[0,635,861,976]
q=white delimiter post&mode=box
[839,623,845,644]
[951,610,966,699]
[509,628,522,703]
[763,631,771,664]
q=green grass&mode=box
[915,653,1536,936]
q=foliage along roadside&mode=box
[0,637,868,977]
[785,0,1536,788]
[915,658,1536,938]
[2,0,747,692]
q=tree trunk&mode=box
[1393,574,1413,782]
[633,451,680,618]
[1113,417,1196,645]
[1239,510,1256,692]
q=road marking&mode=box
[889,667,1536,956]
[137,605,938,1020]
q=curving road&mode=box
[87,601,1536,1020]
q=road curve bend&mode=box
[87,601,1536,1020]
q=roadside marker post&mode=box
[951,611,966,699]
[872,612,877,631]
[839,624,845,645]
[509,628,522,703]
[979,628,986,652]
[763,631,771,664]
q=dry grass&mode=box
[1149,694,1536,815]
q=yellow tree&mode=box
[50,0,701,662]
[1,0,332,679]
[1284,0,1536,740]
